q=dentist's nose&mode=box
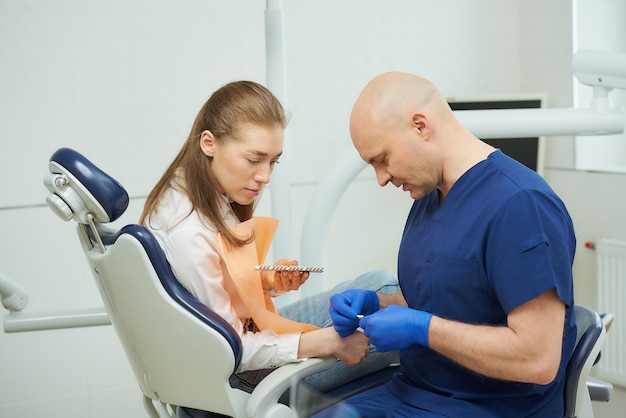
[375,168,392,187]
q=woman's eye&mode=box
[247,158,280,167]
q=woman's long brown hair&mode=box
[140,81,287,248]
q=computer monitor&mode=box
[447,96,545,176]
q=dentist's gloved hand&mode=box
[359,305,433,352]
[329,289,380,337]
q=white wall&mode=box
[2,1,606,417]
[573,0,626,173]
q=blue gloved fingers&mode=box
[331,317,360,337]
[329,289,379,337]
[359,305,433,352]
[357,290,380,315]
[329,293,360,336]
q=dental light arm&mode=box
[0,272,29,312]
[573,49,626,113]
[456,50,626,138]
[573,50,626,91]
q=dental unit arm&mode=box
[0,271,28,313]
[1,270,110,332]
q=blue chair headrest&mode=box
[46,148,129,223]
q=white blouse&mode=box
[146,185,302,372]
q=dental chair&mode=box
[43,147,336,418]
[43,147,612,418]
[564,305,612,418]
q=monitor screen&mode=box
[447,97,544,174]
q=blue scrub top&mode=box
[392,150,577,417]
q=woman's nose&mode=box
[254,165,272,183]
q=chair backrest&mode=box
[44,148,249,417]
[564,304,606,418]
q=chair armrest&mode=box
[247,356,336,417]
[588,376,612,402]
[600,312,614,332]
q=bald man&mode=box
[323,72,576,417]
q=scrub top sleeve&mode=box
[486,190,574,313]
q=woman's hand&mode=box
[262,258,310,293]
[298,327,370,366]
[332,330,371,366]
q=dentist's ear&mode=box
[412,113,430,138]
[200,130,216,157]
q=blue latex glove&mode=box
[359,305,433,351]
[329,289,380,337]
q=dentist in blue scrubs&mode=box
[321,72,576,417]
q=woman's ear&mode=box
[200,130,216,157]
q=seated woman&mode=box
[139,80,400,400]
